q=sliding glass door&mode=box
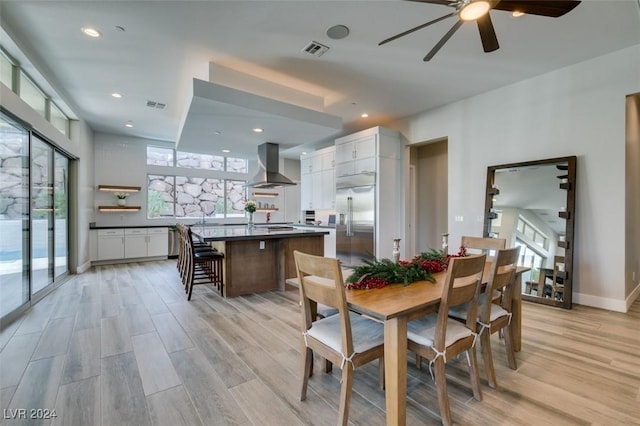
[54,152,68,278]
[31,135,54,294]
[0,114,70,320]
[0,114,30,317]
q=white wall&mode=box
[93,132,298,227]
[392,44,640,312]
[70,120,94,273]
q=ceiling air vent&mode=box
[146,100,167,110]
[302,41,329,57]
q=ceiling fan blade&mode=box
[404,0,456,5]
[379,12,456,46]
[423,19,464,61]
[493,0,581,17]
[477,13,499,52]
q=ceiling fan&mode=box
[379,0,581,61]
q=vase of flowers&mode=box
[115,192,128,206]
[245,200,257,227]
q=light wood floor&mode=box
[1,260,639,425]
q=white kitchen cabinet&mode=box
[97,229,125,260]
[96,227,167,262]
[335,134,378,177]
[124,228,149,258]
[125,228,168,258]
[300,146,336,210]
[147,228,169,257]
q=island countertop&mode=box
[190,225,329,242]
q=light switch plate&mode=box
[259,240,265,250]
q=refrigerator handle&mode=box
[347,196,353,237]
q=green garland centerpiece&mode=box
[345,246,467,290]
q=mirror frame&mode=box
[483,156,576,309]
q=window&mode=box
[175,177,224,218]
[147,175,175,218]
[226,157,248,173]
[0,50,13,89]
[146,145,249,219]
[176,151,224,171]
[147,146,174,166]
[19,71,46,118]
[49,101,69,136]
[517,217,548,249]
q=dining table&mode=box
[286,264,528,426]
[342,264,529,426]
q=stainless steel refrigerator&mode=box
[335,174,375,267]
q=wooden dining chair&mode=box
[293,250,385,426]
[461,235,506,258]
[407,254,486,426]
[449,247,520,388]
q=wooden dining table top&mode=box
[344,265,529,319]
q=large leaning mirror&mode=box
[484,156,576,309]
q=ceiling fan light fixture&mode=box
[459,0,491,21]
[512,10,525,17]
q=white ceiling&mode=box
[1,0,639,159]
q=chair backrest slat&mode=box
[461,236,506,258]
[435,254,486,348]
[480,247,520,321]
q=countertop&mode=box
[191,225,329,242]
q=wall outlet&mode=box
[259,241,265,250]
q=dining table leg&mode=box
[384,316,407,426]
[512,273,523,352]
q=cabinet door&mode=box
[300,156,313,175]
[321,149,335,170]
[311,171,323,210]
[97,229,125,260]
[335,141,355,164]
[355,135,376,159]
[354,156,376,175]
[124,228,147,258]
[147,228,168,257]
[321,168,335,210]
[300,175,313,210]
[335,161,355,178]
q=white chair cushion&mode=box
[407,314,473,349]
[449,302,510,323]
[306,312,384,355]
[317,304,339,318]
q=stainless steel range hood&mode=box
[246,142,296,188]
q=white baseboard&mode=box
[76,261,92,274]
[626,282,640,311]
[573,292,627,313]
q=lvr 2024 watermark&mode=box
[3,409,57,419]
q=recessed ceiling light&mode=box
[301,151,307,155]
[81,26,102,38]
[253,128,264,133]
[111,93,122,99]
[512,11,525,17]
[222,149,230,153]
[124,121,134,128]
[361,113,369,118]
[214,131,222,135]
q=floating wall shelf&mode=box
[98,205,141,212]
[558,211,570,219]
[559,182,571,190]
[98,185,141,192]
[253,192,278,198]
[256,208,279,212]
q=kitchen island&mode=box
[191,225,328,297]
